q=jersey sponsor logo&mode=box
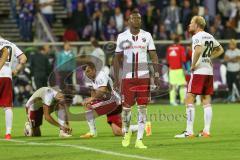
[119,39,132,50]
[169,50,177,56]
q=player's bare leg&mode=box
[121,107,132,147]
[199,95,212,137]
[32,127,41,136]
[175,93,195,138]
[4,107,13,140]
[135,105,147,149]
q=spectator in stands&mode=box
[108,0,120,10]
[82,24,93,40]
[39,0,55,27]
[213,14,224,38]
[92,9,103,40]
[145,3,155,34]
[90,38,106,69]
[101,2,113,26]
[103,17,118,41]
[63,25,79,41]
[209,26,221,39]
[203,7,214,31]
[154,24,168,40]
[18,0,34,41]
[151,6,162,33]
[181,0,191,31]
[217,0,232,23]
[56,41,76,90]
[70,2,88,39]
[122,0,136,18]
[224,39,240,100]
[114,7,124,32]
[223,20,237,39]
[162,0,180,34]
[30,45,51,89]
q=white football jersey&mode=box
[26,87,58,111]
[87,71,121,104]
[0,38,23,79]
[192,31,220,75]
[90,71,112,90]
[115,29,156,79]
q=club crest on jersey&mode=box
[142,37,146,42]
[194,39,200,45]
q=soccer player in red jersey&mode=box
[114,9,160,148]
[175,16,224,138]
[0,36,27,139]
[166,35,186,105]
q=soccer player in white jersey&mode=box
[0,36,27,140]
[114,9,160,148]
[175,16,224,138]
[25,87,72,137]
[80,63,144,138]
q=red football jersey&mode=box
[166,44,186,69]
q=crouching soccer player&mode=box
[24,87,72,137]
[80,63,152,138]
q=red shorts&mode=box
[121,78,150,107]
[0,77,13,107]
[90,97,119,116]
[26,108,43,128]
[107,114,122,128]
[187,74,213,95]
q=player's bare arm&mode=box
[191,45,203,71]
[149,50,160,87]
[0,47,9,70]
[13,54,27,76]
[84,86,110,106]
[42,104,69,132]
[113,54,123,89]
[211,45,224,59]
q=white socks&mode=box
[137,106,147,140]
[186,104,195,135]
[58,108,66,127]
[121,107,131,133]
[203,104,212,134]
[4,107,13,135]
[86,110,96,135]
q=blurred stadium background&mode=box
[0,0,239,105]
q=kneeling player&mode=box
[79,63,151,138]
[24,87,72,137]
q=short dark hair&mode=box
[83,62,96,70]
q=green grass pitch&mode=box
[0,104,240,160]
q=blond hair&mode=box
[229,39,237,46]
[192,16,206,29]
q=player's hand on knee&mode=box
[154,77,161,89]
[113,81,120,91]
